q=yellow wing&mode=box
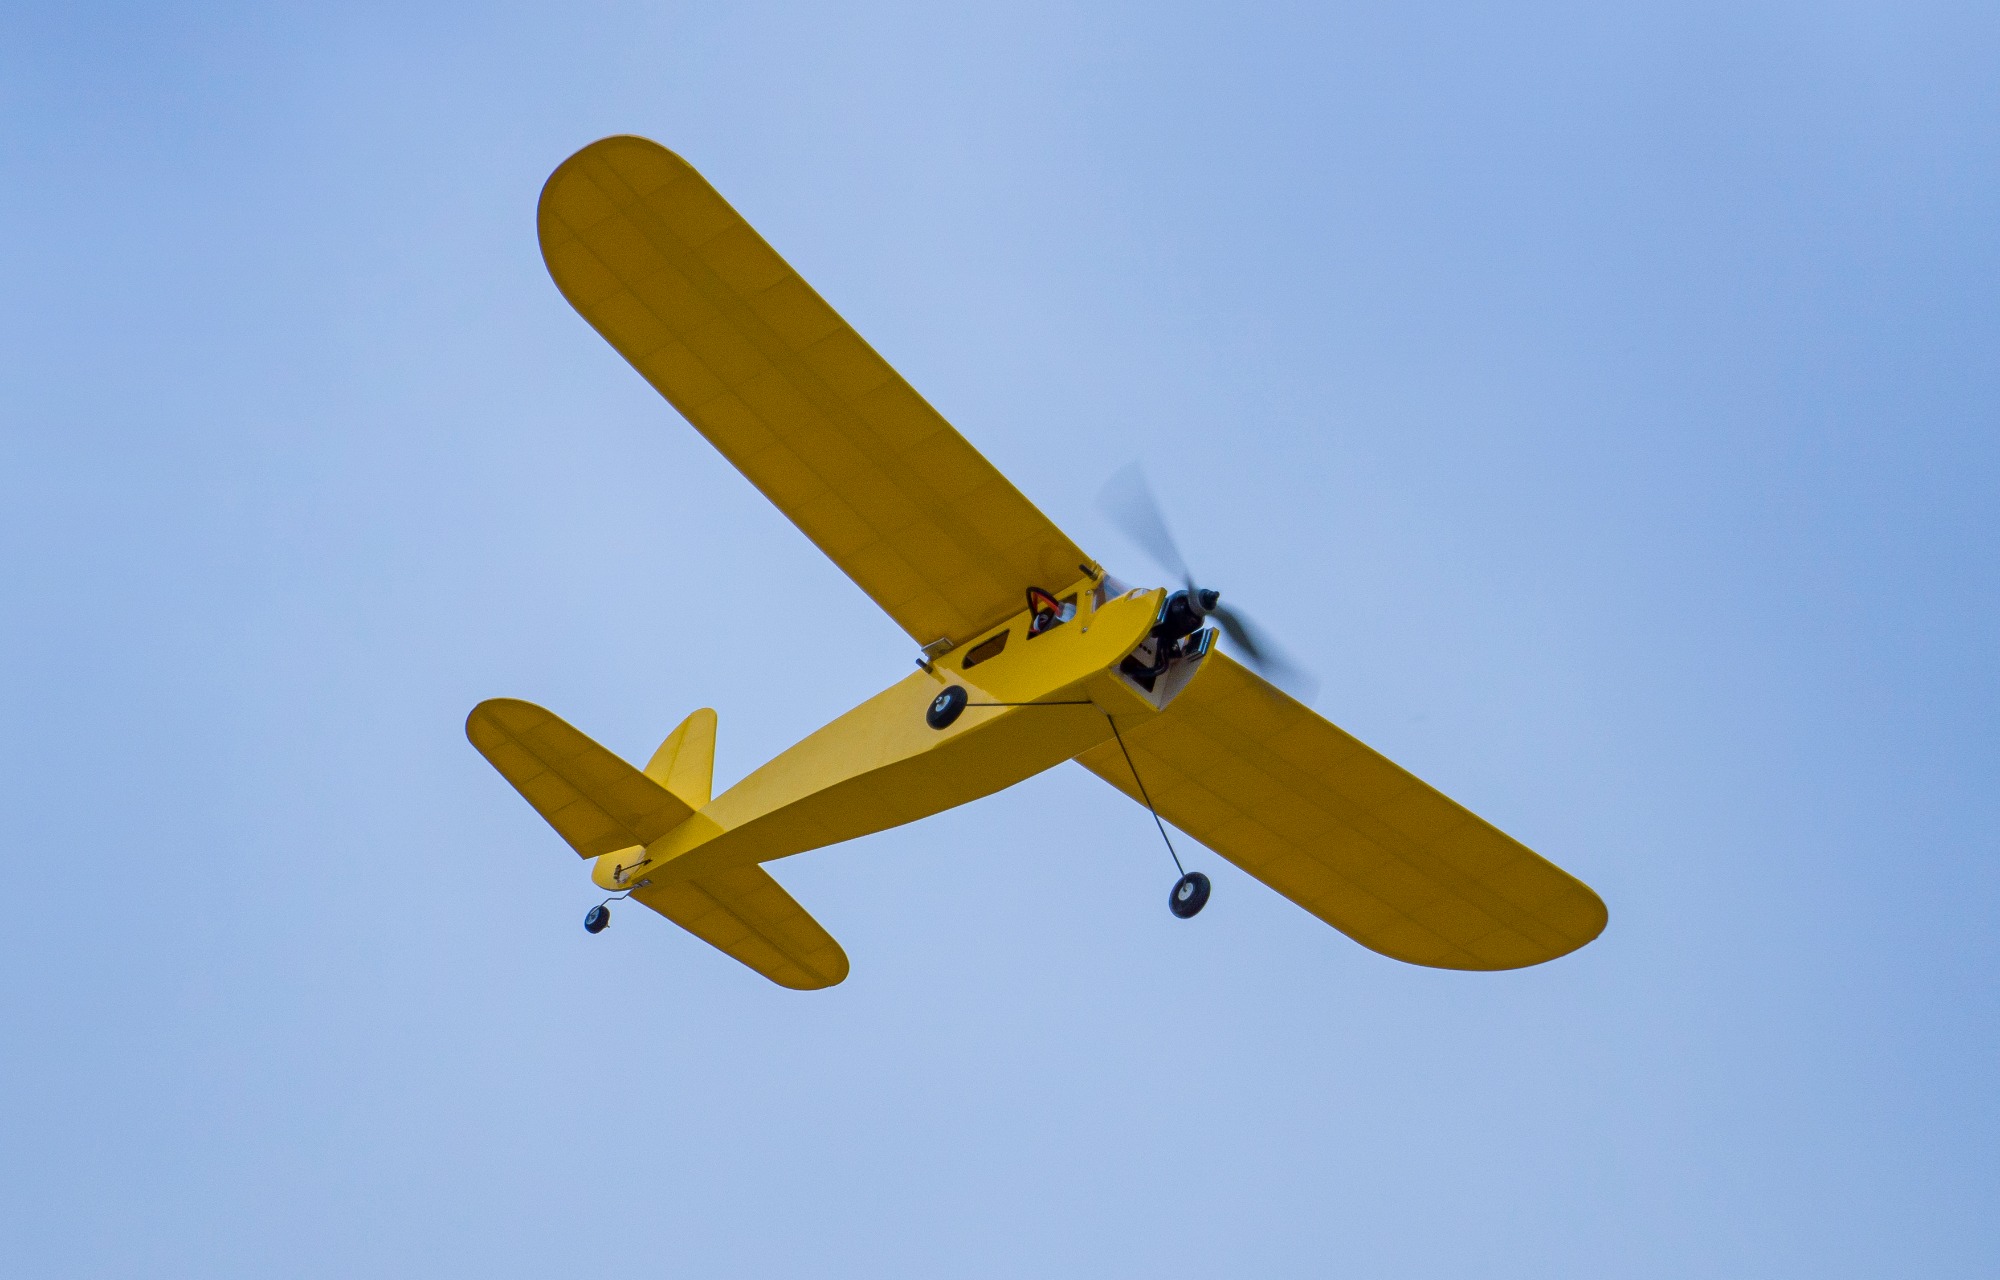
[538,135,1090,651]
[634,867,850,991]
[467,698,695,858]
[1077,654,1606,970]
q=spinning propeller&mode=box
[1099,464,1321,704]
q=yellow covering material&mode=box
[470,133,1609,985]
[634,866,849,990]
[538,136,1090,650]
[645,707,717,806]
[1076,654,1607,970]
[467,698,849,989]
[591,586,1161,888]
[466,699,694,858]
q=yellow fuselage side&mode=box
[593,583,1180,889]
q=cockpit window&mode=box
[961,630,1008,668]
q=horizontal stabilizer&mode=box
[634,865,849,990]
[467,698,695,858]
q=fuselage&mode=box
[592,579,1212,890]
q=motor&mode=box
[1153,587,1221,645]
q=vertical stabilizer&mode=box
[645,708,717,808]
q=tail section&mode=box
[634,708,848,988]
[635,866,849,989]
[466,698,695,857]
[467,698,849,989]
[644,707,717,807]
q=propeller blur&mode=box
[1099,464,1321,703]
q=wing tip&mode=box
[464,696,549,745]
[773,949,851,991]
[536,134,690,233]
[1389,887,1609,972]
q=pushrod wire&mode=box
[950,693,1186,878]
[963,699,1095,707]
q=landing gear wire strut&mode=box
[962,693,1187,881]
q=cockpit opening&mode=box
[1026,587,1077,637]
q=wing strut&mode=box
[1104,714,1186,879]
[968,694,1214,917]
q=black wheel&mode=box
[1168,871,1210,919]
[584,903,611,934]
[926,684,969,729]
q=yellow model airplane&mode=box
[467,135,1607,990]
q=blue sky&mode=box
[3,3,1995,1275]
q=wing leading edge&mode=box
[538,135,1089,651]
[1077,654,1606,970]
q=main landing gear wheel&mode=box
[584,903,611,934]
[926,684,968,729]
[1169,871,1210,919]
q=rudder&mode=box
[645,707,717,808]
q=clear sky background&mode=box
[3,3,1995,1276]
